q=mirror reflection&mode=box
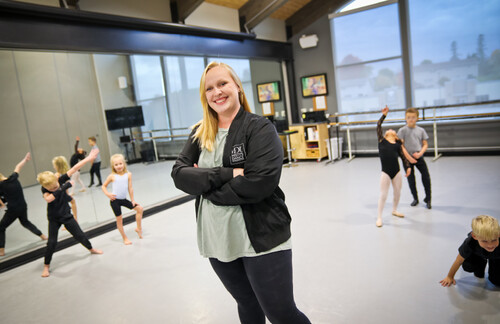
[0,49,287,262]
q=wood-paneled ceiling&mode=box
[172,0,350,39]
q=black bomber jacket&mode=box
[171,107,291,253]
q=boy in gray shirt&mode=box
[397,108,432,209]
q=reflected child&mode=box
[37,149,103,278]
[102,154,143,245]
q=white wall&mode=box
[253,17,287,43]
[79,0,171,21]
[185,2,240,32]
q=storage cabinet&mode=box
[289,123,328,161]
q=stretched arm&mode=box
[401,145,416,164]
[377,115,386,142]
[42,182,72,203]
[67,148,99,177]
[14,153,31,174]
[439,254,465,287]
[74,137,80,154]
[101,174,116,201]
[171,128,233,196]
[399,144,413,177]
[203,120,284,205]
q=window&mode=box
[164,56,205,135]
[331,2,405,121]
[130,55,169,133]
[409,0,500,116]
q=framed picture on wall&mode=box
[300,73,328,97]
[256,81,281,103]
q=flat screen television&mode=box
[105,106,145,131]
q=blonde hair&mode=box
[37,171,58,188]
[471,215,500,240]
[110,154,127,174]
[88,136,96,143]
[52,156,69,175]
[194,61,252,151]
[405,107,419,118]
[0,173,6,181]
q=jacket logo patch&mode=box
[230,143,246,164]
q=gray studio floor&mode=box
[1,156,499,324]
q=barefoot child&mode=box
[376,106,415,227]
[0,153,47,256]
[37,149,103,278]
[102,154,143,245]
[440,215,500,287]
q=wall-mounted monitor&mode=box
[105,106,145,131]
[300,73,328,97]
[256,81,281,103]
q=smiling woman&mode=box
[171,62,311,324]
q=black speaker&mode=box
[120,136,131,143]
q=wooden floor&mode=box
[1,156,499,324]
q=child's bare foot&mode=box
[376,219,383,227]
[392,211,404,218]
[40,234,48,240]
[135,228,143,239]
[123,238,132,245]
[41,265,50,278]
[90,248,103,254]
[0,248,5,256]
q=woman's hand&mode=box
[405,168,411,177]
[233,168,244,178]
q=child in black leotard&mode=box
[37,149,103,278]
[376,106,415,227]
[0,153,47,256]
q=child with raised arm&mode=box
[376,106,415,227]
[37,149,103,278]
[440,215,500,287]
[102,154,143,245]
[69,136,87,194]
[0,153,47,256]
[88,136,102,187]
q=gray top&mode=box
[197,128,291,262]
[397,125,428,154]
[91,144,101,163]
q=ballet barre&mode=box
[329,101,500,162]
[134,133,190,161]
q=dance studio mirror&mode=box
[0,48,286,263]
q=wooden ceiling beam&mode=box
[171,0,204,23]
[285,0,350,38]
[239,0,288,32]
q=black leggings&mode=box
[462,253,500,286]
[0,208,42,248]
[89,162,102,185]
[44,217,92,265]
[209,250,310,324]
[407,157,431,202]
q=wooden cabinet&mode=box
[289,123,328,161]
